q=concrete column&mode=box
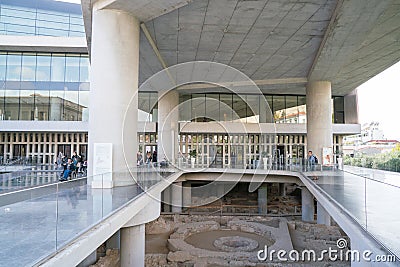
[182,184,192,208]
[317,202,331,226]
[88,6,139,187]
[306,81,333,161]
[171,182,182,213]
[217,183,225,198]
[279,183,286,196]
[158,90,179,164]
[302,187,314,222]
[258,184,268,214]
[120,224,145,267]
[162,186,171,212]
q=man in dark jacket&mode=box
[60,158,75,181]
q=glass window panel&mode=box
[35,91,50,121]
[297,96,306,123]
[233,94,246,121]
[6,53,22,81]
[0,53,6,81]
[4,90,19,120]
[205,94,219,121]
[70,16,84,25]
[0,89,5,120]
[65,55,80,82]
[21,54,36,81]
[191,94,205,122]
[2,16,36,27]
[51,55,66,82]
[285,95,298,123]
[49,91,64,121]
[246,95,259,123]
[19,90,34,120]
[64,91,79,121]
[2,6,36,19]
[79,56,89,82]
[37,27,68,37]
[69,31,85,37]
[36,54,51,81]
[79,90,89,122]
[273,95,285,123]
[36,11,69,23]
[220,94,232,121]
[36,20,69,31]
[4,24,35,35]
[69,24,84,32]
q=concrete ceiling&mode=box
[82,0,400,96]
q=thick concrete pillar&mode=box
[306,81,333,162]
[279,183,286,196]
[158,90,179,164]
[182,184,192,208]
[171,182,182,213]
[317,202,331,226]
[217,183,225,198]
[120,224,145,267]
[89,7,139,187]
[162,186,171,212]
[302,187,314,222]
[258,184,268,214]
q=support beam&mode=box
[279,183,286,197]
[317,202,331,226]
[171,182,182,213]
[258,184,268,214]
[120,224,145,267]
[182,184,192,208]
[162,186,171,212]
[302,187,314,222]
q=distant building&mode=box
[343,122,396,156]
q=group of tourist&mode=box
[137,150,157,166]
[57,151,87,181]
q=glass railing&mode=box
[302,166,400,260]
[0,166,178,267]
[174,155,333,172]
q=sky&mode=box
[357,61,400,140]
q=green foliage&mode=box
[344,147,400,172]
[189,149,197,158]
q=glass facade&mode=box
[0,52,89,121]
[0,0,85,37]
[178,93,344,124]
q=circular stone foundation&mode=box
[213,236,258,252]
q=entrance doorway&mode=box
[13,144,27,158]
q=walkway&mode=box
[306,167,400,258]
[0,165,399,266]
[0,168,177,267]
